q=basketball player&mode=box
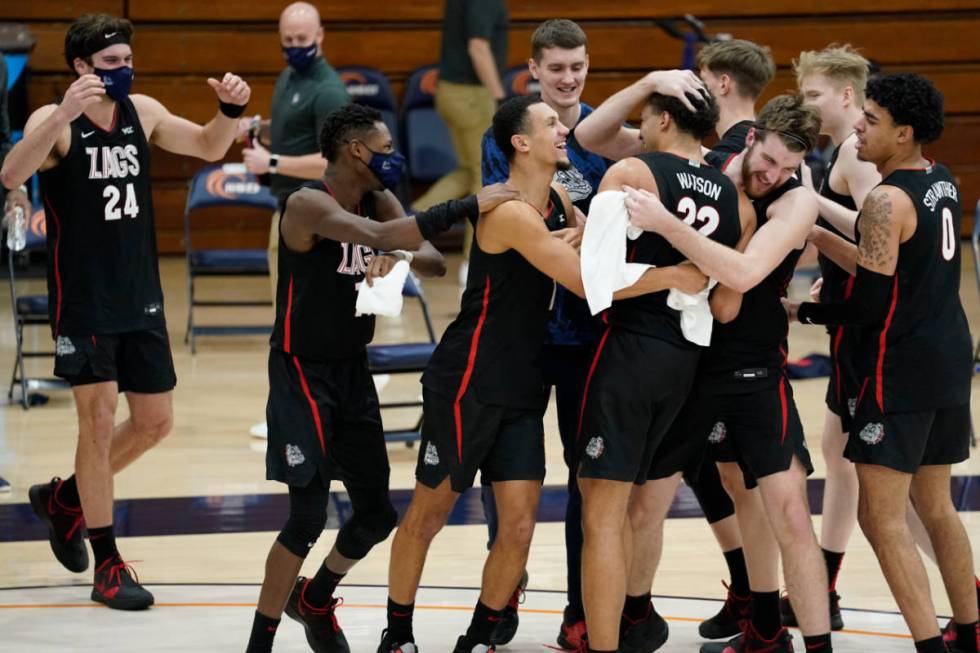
[626,95,832,653]
[0,15,249,610]
[782,43,880,630]
[244,102,519,653]
[378,95,706,653]
[576,38,777,640]
[786,72,977,653]
[576,89,745,653]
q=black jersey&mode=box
[270,181,378,361]
[422,188,568,409]
[39,97,161,336]
[606,152,741,345]
[705,120,754,171]
[817,138,858,305]
[863,163,971,412]
[703,178,805,390]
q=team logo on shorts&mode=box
[285,444,305,467]
[859,422,885,445]
[423,442,440,466]
[708,422,727,444]
[55,336,76,356]
[847,397,857,418]
[585,436,605,459]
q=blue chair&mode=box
[7,204,70,409]
[367,272,437,444]
[338,66,399,147]
[502,64,540,99]
[184,164,279,353]
[973,200,980,364]
[400,64,457,184]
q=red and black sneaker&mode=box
[943,619,957,646]
[377,629,418,653]
[490,569,528,646]
[700,581,750,639]
[284,576,350,653]
[28,477,88,573]
[699,632,741,653]
[621,601,669,653]
[779,590,843,631]
[556,605,588,653]
[722,623,792,653]
[452,634,494,653]
[91,555,154,610]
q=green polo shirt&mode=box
[438,0,509,86]
[269,56,350,199]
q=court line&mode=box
[0,600,912,639]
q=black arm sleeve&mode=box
[414,195,479,242]
[797,266,894,326]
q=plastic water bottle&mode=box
[5,204,26,252]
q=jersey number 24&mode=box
[103,183,140,221]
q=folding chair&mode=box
[502,64,540,98]
[7,204,69,409]
[400,64,457,184]
[367,272,437,445]
[184,164,278,353]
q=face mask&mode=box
[282,44,318,72]
[94,66,134,102]
[360,146,406,190]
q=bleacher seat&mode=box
[400,64,457,183]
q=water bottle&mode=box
[5,204,26,252]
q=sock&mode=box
[245,611,280,653]
[305,563,345,607]
[622,592,651,623]
[386,597,415,644]
[588,649,617,653]
[975,577,980,611]
[750,590,781,640]
[723,548,750,596]
[803,633,832,652]
[822,548,845,591]
[88,525,118,568]
[57,476,81,509]
[464,600,503,645]
[914,636,946,653]
[956,622,980,653]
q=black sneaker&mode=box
[621,602,669,653]
[284,577,350,653]
[490,569,528,646]
[721,624,792,653]
[556,604,588,652]
[29,477,88,573]
[377,629,418,653]
[779,590,843,631]
[452,635,494,653]
[91,555,154,610]
[700,631,742,653]
[700,582,750,639]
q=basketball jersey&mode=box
[817,138,858,305]
[270,181,378,361]
[606,152,741,346]
[862,163,971,412]
[39,97,161,336]
[422,188,568,408]
[703,177,805,389]
[704,120,754,171]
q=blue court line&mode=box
[1,476,977,543]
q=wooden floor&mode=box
[0,253,978,649]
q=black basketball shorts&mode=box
[576,328,700,484]
[647,383,715,481]
[53,327,176,393]
[416,387,546,493]
[825,325,862,433]
[266,348,389,490]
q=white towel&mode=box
[355,259,411,317]
[581,190,716,345]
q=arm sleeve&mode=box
[415,195,480,241]
[481,127,509,185]
[313,84,352,142]
[797,265,894,326]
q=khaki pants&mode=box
[268,211,280,300]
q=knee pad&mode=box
[335,493,398,560]
[277,483,329,558]
[687,466,736,524]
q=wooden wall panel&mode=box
[3,0,122,20]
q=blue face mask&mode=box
[94,66,134,102]
[359,146,406,190]
[282,44,318,72]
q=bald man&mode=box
[240,1,350,297]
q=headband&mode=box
[754,123,811,151]
[76,31,130,61]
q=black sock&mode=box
[723,548,750,596]
[57,476,81,509]
[803,633,832,652]
[750,590,781,640]
[914,636,946,653]
[305,563,344,607]
[622,592,651,623]
[822,548,845,591]
[88,525,118,568]
[975,577,980,610]
[464,600,503,645]
[386,597,415,644]
[245,611,280,653]
[956,622,979,653]
[588,649,617,653]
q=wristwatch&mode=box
[269,154,280,174]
